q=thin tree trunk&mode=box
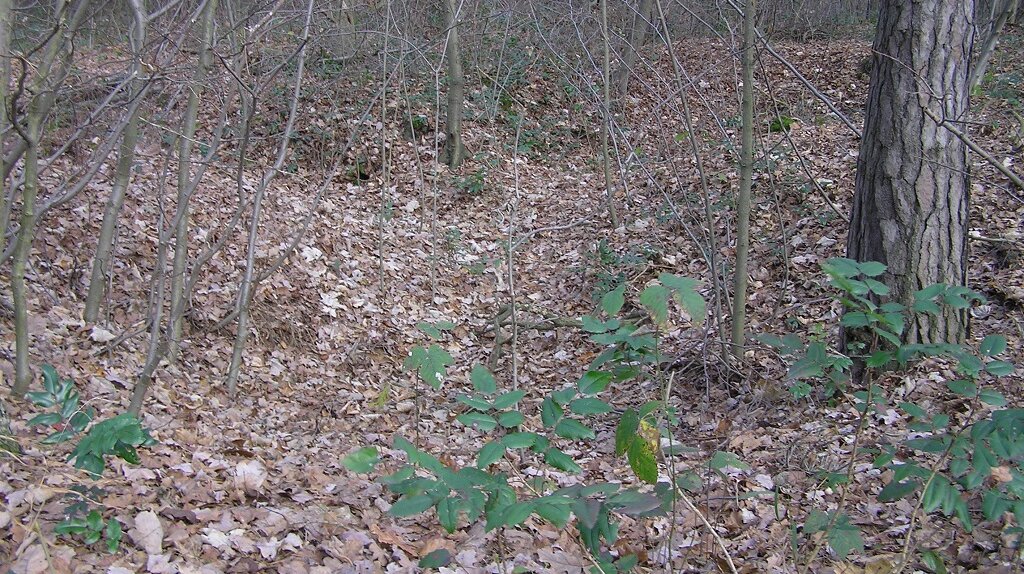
[0,0,11,245]
[225,0,314,396]
[10,0,91,396]
[846,0,974,347]
[83,0,148,323]
[731,0,755,357]
[970,0,1017,89]
[442,0,465,168]
[600,0,619,227]
[168,0,217,361]
[616,0,654,98]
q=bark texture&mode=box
[847,0,974,345]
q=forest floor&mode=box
[2,27,1024,574]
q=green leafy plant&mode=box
[348,275,706,572]
[27,366,156,552]
[54,488,123,553]
[764,258,1020,567]
[27,364,95,444]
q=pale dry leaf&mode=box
[130,510,164,555]
[90,325,117,343]
[234,460,268,495]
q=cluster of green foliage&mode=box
[352,258,1021,571]
[26,365,155,552]
[347,273,707,572]
[763,259,1021,569]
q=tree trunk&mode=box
[0,0,11,245]
[441,0,465,168]
[600,0,619,227]
[168,0,217,362]
[616,0,654,98]
[10,0,91,396]
[731,0,756,358]
[225,0,315,396]
[846,0,974,346]
[84,0,147,323]
[970,0,1017,89]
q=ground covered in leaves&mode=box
[2,28,1024,574]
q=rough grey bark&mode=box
[83,0,147,322]
[846,0,974,346]
[441,0,466,168]
[731,0,755,357]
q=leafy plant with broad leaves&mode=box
[26,365,156,552]
[763,258,1020,569]
[346,274,706,572]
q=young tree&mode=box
[731,0,756,357]
[441,0,466,168]
[846,0,974,346]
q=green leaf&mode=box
[878,479,920,502]
[470,364,497,394]
[457,412,498,431]
[477,441,507,468]
[827,514,863,558]
[535,502,572,528]
[866,350,893,368]
[545,448,582,474]
[492,390,526,409]
[389,495,436,517]
[601,284,625,316]
[87,510,103,531]
[660,273,706,324]
[709,451,749,471]
[577,370,612,395]
[640,285,670,326]
[979,389,1007,407]
[502,502,535,527]
[627,441,658,484]
[342,447,380,473]
[502,432,538,449]
[920,550,947,574]
[104,519,122,553]
[841,312,871,328]
[946,380,977,396]
[26,391,55,408]
[42,364,60,394]
[803,509,829,533]
[979,335,1007,356]
[985,360,1014,376]
[569,398,613,415]
[404,344,454,389]
[28,412,62,427]
[497,411,525,428]
[615,409,640,456]
[455,394,492,411]
[416,321,454,340]
[555,419,596,440]
[608,489,663,515]
[541,397,563,427]
[858,261,887,277]
[419,549,452,569]
[581,315,611,334]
